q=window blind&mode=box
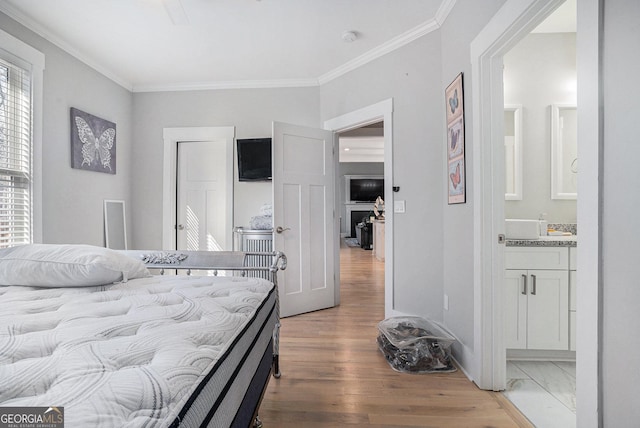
[0,57,32,248]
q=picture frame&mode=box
[70,107,116,174]
[445,73,466,204]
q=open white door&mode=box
[272,121,337,318]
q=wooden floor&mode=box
[259,241,533,427]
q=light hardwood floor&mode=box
[259,241,533,427]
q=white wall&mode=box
[0,13,134,247]
[601,0,640,424]
[131,87,320,250]
[439,0,507,371]
[504,32,577,223]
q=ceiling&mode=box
[0,0,452,92]
[531,0,576,33]
[339,122,384,163]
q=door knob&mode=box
[276,226,290,234]
[177,224,185,230]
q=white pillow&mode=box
[0,244,151,287]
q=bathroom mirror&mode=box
[504,104,523,200]
[551,104,577,199]
[104,199,127,250]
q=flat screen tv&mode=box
[348,177,384,202]
[237,138,272,181]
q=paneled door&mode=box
[272,122,338,317]
[176,140,231,253]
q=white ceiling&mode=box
[339,123,384,162]
[0,0,452,92]
[532,0,575,33]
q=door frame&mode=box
[471,0,601,425]
[324,99,395,315]
[162,127,235,250]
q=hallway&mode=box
[259,242,532,427]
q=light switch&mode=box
[394,200,406,213]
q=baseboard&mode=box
[450,354,474,383]
[507,349,576,361]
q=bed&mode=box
[0,244,286,428]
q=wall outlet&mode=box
[394,200,406,213]
[444,294,449,311]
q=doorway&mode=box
[324,99,394,316]
[176,140,231,251]
[162,127,235,251]
[338,122,385,304]
[500,4,578,425]
[339,122,384,243]
[471,0,600,425]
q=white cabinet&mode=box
[505,247,570,350]
[569,247,577,351]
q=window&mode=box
[0,57,31,248]
[0,30,42,248]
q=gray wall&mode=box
[602,0,640,424]
[131,87,320,250]
[439,0,506,367]
[321,33,445,320]
[0,13,134,247]
[504,32,577,223]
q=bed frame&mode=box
[119,250,286,428]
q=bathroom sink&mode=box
[505,219,540,239]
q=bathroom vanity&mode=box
[504,235,577,354]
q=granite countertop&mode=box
[506,235,577,247]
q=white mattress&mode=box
[0,274,276,427]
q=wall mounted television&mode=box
[345,175,384,203]
[237,138,272,181]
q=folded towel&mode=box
[259,204,273,216]
[250,215,273,230]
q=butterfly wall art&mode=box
[70,108,116,174]
[448,160,464,196]
[448,117,464,160]
[445,73,465,204]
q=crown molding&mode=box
[318,18,441,85]
[435,0,457,26]
[133,78,319,93]
[0,0,457,93]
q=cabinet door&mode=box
[526,270,569,350]
[504,269,528,349]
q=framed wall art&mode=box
[70,107,116,174]
[445,73,466,204]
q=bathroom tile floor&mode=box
[504,361,576,428]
